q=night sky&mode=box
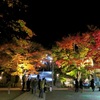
[30,7,100,49]
[1,1,100,49]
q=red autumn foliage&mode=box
[92,30,100,49]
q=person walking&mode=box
[90,78,95,92]
[74,78,79,92]
[30,78,38,94]
[39,78,45,98]
[22,74,26,91]
[79,78,83,92]
[26,75,31,92]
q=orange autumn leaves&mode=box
[55,29,100,71]
[17,20,36,38]
[56,33,91,50]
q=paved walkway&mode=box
[13,87,72,100]
[46,88,100,100]
[13,87,100,100]
[1,87,100,100]
[0,87,45,100]
[14,91,45,100]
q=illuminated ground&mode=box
[1,88,100,100]
[46,89,100,100]
[31,71,52,82]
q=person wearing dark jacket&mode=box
[74,78,79,92]
[90,78,95,91]
[79,79,83,92]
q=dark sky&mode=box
[26,3,100,49]
[0,1,100,49]
[31,14,100,49]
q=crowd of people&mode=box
[21,74,49,98]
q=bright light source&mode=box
[56,74,59,79]
[0,76,2,80]
[40,60,42,63]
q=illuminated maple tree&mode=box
[0,0,52,79]
[0,37,51,75]
[52,28,100,81]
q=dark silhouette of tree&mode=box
[0,0,33,44]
